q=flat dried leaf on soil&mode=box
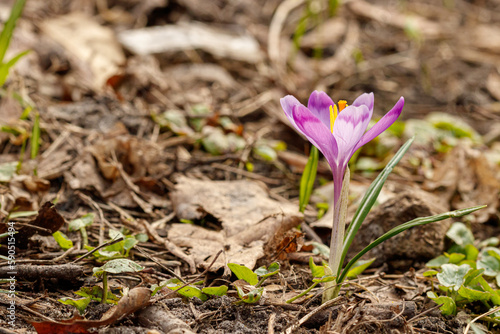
[169,177,302,273]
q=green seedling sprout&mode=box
[228,262,280,304]
[68,213,95,247]
[93,259,144,304]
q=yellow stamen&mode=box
[329,104,338,133]
[338,100,347,111]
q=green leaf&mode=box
[0,0,26,64]
[423,270,438,277]
[135,233,148,243]
[68,213,95,231]
[202,286,228,296]
[458,285,491,302]
[236,286,263,304]
[254,262,280,278]
[58,297,91,315]
[299,146,319,213]
[227,263,258,286]
[123,237,138,251]
[475,276,500,305]
[152,110,193,135]
[346,258,376,279]
[311,241,330,258]
[447,253,466,264]
[341,137,414,270]
[446,222,474,246]
[427,292,457,315]
[253,145,277,161]
[339,205,485,284]
[478,237,499,248]
[75,286,119,304]
[437,264,471,291]
[309,257,325,278]
[93,259,144,277]
[426,255,449,268]
[465,244,479,261]
[477,248,500,277]
[427,112,481,141]
[52,231,73,250]
[164,279,207,301]
[0,161,17,182]
[463,268,485,286]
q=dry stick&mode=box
[135,245,185,283]
[52,245,76,262]
[71,237,124,264]
[464,306,500,334]
[12,222,52,234]
[284,296,344,334]
[76,191,115,245]
[211,162,281,185]
[152,250,223,303]
[141,220,197,274]
[268,312,276,334]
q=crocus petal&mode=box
[280,95,302,128]
[307,90,335,129]
[351,92,374,112]
[352,96,404,153]
[291,104,339,168]
[332,104,371,160]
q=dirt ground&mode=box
[1,0,500,333]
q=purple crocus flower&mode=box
[282,91,404,299]
[281,91,404,205]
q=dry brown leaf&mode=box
[425,144,500,223]
[169,177,301,273]
[66,136,171,209]
[2,202,66,248]
[40,13,125,90]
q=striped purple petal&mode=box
[307,90,335,129]
[332,104,371,160]
[291,104,339,169]
[353,96,404,153]
[351,92,374,112]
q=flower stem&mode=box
[323,167,350,302]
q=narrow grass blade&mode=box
[0,0,27,63]
[340,137,414,269]
[299,146,319,213]
[30,111,40,160]
[337,205,486,284]
[0,50,30,86]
